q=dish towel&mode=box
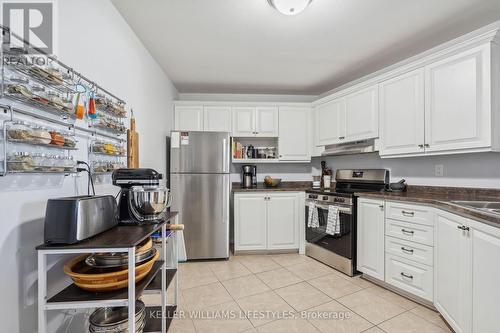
[326,205,340,235]
[308,202,319,228]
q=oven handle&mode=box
[305,200,352,214]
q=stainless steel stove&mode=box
[305,169,389,276]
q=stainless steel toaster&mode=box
[44,195,118,244]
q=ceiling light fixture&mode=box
[267,0,313,16]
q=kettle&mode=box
[386,179,407,192]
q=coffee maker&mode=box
[241,165,257,188]
[112,168,171,224]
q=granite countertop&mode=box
[232,181,312,192]
[355,186,500,228]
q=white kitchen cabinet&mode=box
[379,69,425,156]
[267,193,300,250]
[357,198,385,280]
[278,107,311,161]
[345,85,379,142]
[470,220,500,333]
[316,98,346,146]
[234,193,267,251]
[175,105,204,131]
[234,192,302,252]
[232,106,278,137]
[255,107,279,137]
[425,45,491,153]
[434,210,471,333]
[203,106,232,132]
[232,107,256,137]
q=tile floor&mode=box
[144,253,452,333]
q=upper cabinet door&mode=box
[379,69,425,156]
[345,85,379,141]
[232,107,256,137]
[255,107,279,137]
[278,107,311,161]
[203,106,232,132]
[434,210,471,333]
[425,45,491,153]
[316,98,346,146]
[174,105,204,131]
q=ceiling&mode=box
[112,0,500,95]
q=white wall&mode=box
[312,152,500,188]
[0,1,177,332]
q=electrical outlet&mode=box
[435,164,444,177]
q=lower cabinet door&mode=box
[357,198,385,280]
[385,253,433,301]
[434,210,471,333]
[234,194,267,251]
[471,221,500,333]
[267,193,299,250]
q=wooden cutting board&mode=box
[127,110,139,168]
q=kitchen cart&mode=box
[36,212,179,333]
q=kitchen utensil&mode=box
[88,96,97,119]
[129,185,171,221]
[44,195,118,244]
[63,250,159,292]
[387,179,407,192]
[241,165,255,188]
[264,176,282,187]
[127,109,139,168]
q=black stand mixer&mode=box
[112,168,171,224]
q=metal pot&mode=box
[128,185,171,221]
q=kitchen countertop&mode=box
[232,181,312,192]
[355,186,500,228]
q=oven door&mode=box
[305,200,353,259]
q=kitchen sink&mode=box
[450,201,500,216]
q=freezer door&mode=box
[171,131,230,174]
[171,173,230,259]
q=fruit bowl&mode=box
[264,176,282,187]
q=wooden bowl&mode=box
[64,250,159,292]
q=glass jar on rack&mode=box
[6,121,34,141]
[30,126,52,145]
[62,156,76,172]
[63,134,77,149]
[7,152,35,171]
[48,130,65,146]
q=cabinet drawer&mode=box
[385,236,433,266]
[385,253,433,301]
[386,219,434,246]
[386,201,433,226]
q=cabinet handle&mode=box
[401,210,415,217]
[400,272,414,279]
[339,136,345,140]
[379,205,384,210]
[418,144,424,148]
[424,144,430,148]
[401,247,414,254]
[457,225,470,231]
[401,229,414,235]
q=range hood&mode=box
[321,139,377,157]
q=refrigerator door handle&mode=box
[222,138,228,173]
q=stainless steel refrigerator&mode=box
[170,131,230,259]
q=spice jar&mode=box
[8,73,29,84]
[33,90,50,104]
[48,91,63,107]
[31,126,52,144]
[7,152,35,171]
[7,122,33,141]
[63,156,76,171]
[63,136,77,148]
[104,143,114,155]
[49,131,65,146]
[30,83,45,93]
[50,155,65,172]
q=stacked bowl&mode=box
[64,238,159,292]
[89,300,146,333]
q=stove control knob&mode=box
[322,196,329,201]
[308,194,318,199]
[334,197,345,203]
